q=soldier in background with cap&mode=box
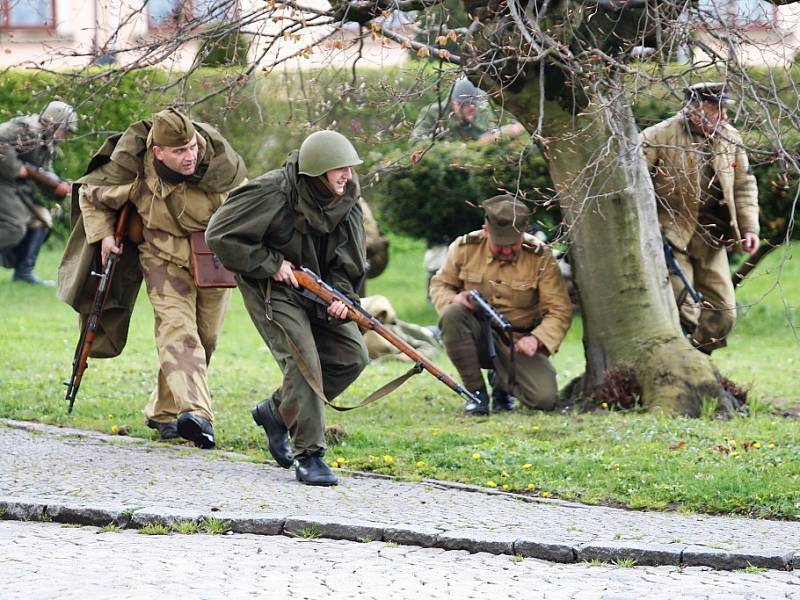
[429,195,572,415]
[642,83,759,354]
[0,101,77,285]
[206,130,369,487]
[72,107,246,447]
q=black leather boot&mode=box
[176,413,215,449]
[295,453,338,486]
[13,228,54,286]
[465,387,490,416]
[146,418,179,440]
[491,387,516,412]
[252,399,293,468]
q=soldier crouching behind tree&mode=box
[429,195,572,415]
[206,130,369,487]
[60,108,246,447]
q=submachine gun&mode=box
[661,236,702,304]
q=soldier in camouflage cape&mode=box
[60,108,246,447]
[0,101,76,285]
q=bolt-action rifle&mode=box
[64,203,132,413]
[292,267,479,407]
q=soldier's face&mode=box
[485,228,523,261]
[687,101,727,135]
[324,166,353,195]
[153,134,199,175]
[453,101,478,123]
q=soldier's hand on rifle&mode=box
[272,260,299,287]
[54,181,71,198]
[327,300,349,320]
[100,235,122,267]
[741,232,759,255]
[452,290,476,310]
[515,334,540,358]
[18,165,28,178]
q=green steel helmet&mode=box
[298,130,363,177]
[40,100,78,133]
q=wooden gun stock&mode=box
[24,162,69,197]
[292,267,478,406]
[64,203,132,412]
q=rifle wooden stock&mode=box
[64,203,132,412]
[292,267,479,406]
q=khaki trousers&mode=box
[141,254,230,424]
[670,235,736,352]
[239,283,369,457]
[439,303,558,410]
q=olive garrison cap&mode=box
[685,82,734,106]
[151,108,196,147]
[482,194,531,245]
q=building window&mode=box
[1,0,55,29]
[149,0,235,30]
[697,0,777,27]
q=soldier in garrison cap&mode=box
[642,82,759,354]
[70,107,246,448]
[429,194,573,415]
[0,100,77,285]
[207,130,369,487]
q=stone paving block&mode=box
[576,540,683,566]
[45,502,126,527]
[129,506,207,529]
[0,499,44,521]
[383,526,439,548]
[434,530,515,555]
[682,545,795,570]
[219,513,285,535]
[514,538,576,563]
[284,516,384,542]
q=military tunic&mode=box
[78,129,243,425]
[429,231,572,409]
[409,101,493,144]
[642,112,759,351]
[206,151,369,457]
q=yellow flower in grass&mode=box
[527,483,535,490]
[501,484,510,491]
[486,480,497,488]
[768,443,776,449]
[753,442,761,449]
[730,451,738,457]
[531,425,540,432]
[383,455,394,464]
[111,425,119,434]
[472,453,482,460]
[540,491,552,498]
[522,463,532,470]
[416,460,426,468]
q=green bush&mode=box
[371,136,557,244]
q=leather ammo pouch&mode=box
[189,231,237,288]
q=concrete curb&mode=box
[0,497,794,571]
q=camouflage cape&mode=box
[57,119,246,358]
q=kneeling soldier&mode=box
[429,195,572,415]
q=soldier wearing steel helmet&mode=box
[0,100,77,285]
[642,82,760,354]
[207,130,369,486]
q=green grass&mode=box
[0,237,798,519]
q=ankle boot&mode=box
[491,387,515,412]
[295,453,338,486]
[465,387,490,416]
[13,228,54,286]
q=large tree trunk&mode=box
[503,82,728,415]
